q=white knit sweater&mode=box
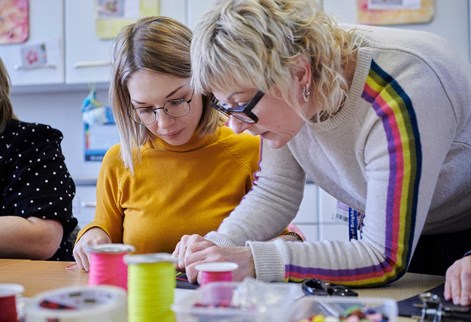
[205,25,471,286]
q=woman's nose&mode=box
[228,117,252,134]
[156,110,175,128]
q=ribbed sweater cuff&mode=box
[204,232,236,247]
[246,241,285,282]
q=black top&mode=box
[0,120,78,260]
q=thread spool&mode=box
[195,262,239,286]
[124,253,176,322]
[24,285,127,322]
[195,262,238,307]
[85,243,135,290]
[0,284,23,322]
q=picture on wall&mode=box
[0,0,29,44]
[95,0,160,39]
[357,0,434,25]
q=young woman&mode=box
[72,16,269,271]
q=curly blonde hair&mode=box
[191,0,364,122]
[110,16,225,172]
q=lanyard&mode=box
[348,208,359,240]
[336,202,364,240]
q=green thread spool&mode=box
[124,253,176,322]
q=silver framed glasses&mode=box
[128,91,194,125]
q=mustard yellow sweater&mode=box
[76,126,260,254]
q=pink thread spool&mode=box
[85,243,135,291]
[195,262,238,307]
[195,262,239,286]
[0,284,24,322]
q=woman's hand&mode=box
[172,234,214,270]
[444,255,471,306]
[73,227,111,272]
[184,245,255,284]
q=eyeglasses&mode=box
[209,90,264,124]
[128,91,194,125]
[302,278,358,297]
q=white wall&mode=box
[9,0,471,182]
[10,87,106,181]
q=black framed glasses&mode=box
[209,90,264,124]
[302,278,358,297]
[128,91,194,125]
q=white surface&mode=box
[195,262,238,272]
[10,90,104,181]
[293,184,348,242]
[186,0,217,30]
[73,185,98,229]
[64,0,114,84]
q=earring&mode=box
[303,84,311,103]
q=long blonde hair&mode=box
[191,0,363,122]
[110,16,225,172]
[0,58,18,133]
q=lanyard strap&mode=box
[348,207,359,240]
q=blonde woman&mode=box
[0,58,78,260]
[176,0,471,291]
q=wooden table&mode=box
[0,259,88,297]
[0,259,445,321]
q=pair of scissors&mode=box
[302,278,358,297]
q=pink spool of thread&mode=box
[195,262,239,307]
[195,262,239,286]
[0,284,24,322]
[85,243,135,291]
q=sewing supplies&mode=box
[124,253,176,322]
[289,297,397,322]
[85,243,135,290]
[302,278,358,297]
[24,285,127,322]
[0,283,24,322]
[194,262,238,286]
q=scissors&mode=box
[302,278,358,297]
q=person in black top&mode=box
[0,58,78,261]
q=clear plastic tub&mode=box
[172,280,299,322]
[287,296,398,322]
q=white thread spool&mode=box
[24,285,127,322]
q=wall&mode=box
[10,87,106,181]
[322,0,470,62]
[9,0,471,183]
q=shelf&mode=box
[10,82,110,95]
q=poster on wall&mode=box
[357,0,434,25]
[82,89,120,162]
[95,0,160,39]
[17,38,61,70]
[0,0,29,44]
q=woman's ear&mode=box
[292,55,312,87]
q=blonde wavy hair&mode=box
[0,58,18,133]
[190,0,364,122]
[110,16,225,172]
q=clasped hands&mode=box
[172,234,255,284]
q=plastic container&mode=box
[287,296,398,322]
[172,280,299,322]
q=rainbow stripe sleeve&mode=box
[286,60,422,286]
